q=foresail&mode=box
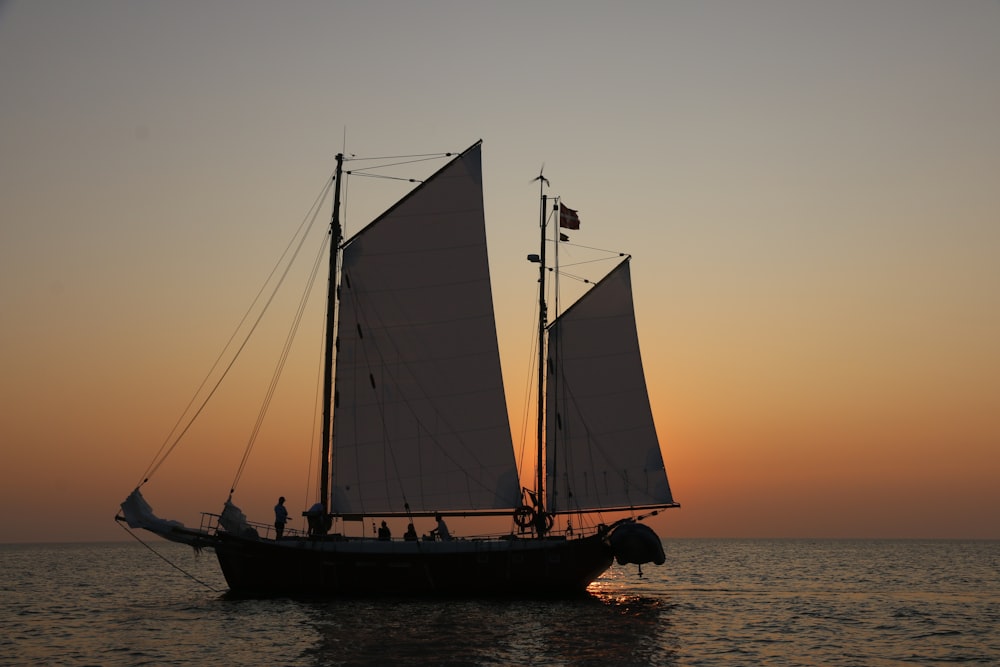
[545,259,674,512]
[332,143,520,515]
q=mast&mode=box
[320,153,344,513]
[534,183,549,534]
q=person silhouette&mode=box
[430,514,451,541]
[274,496,288,539]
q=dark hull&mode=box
[213,533,614,596]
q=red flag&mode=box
[559,204,580,230]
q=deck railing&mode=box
[198,512,307,540]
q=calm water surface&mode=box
[2,539,997,665]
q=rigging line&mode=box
[341,170,351,243]
[339,281,413,515]
[146,186,332,483]
[345,153,454,166]
[516,292,541,495]
[546,258,631,289]
[140,175,335,484]
[116,521,223,593]
[237,234,328,486]
[345,282,503,508]
[363,307,504,497]
[347,172,424,183]
[379,375,407,513]
[554,269,607,286]
[144,176,334,482]
[552,367,653,504]
[554,256,627,270]
[303,291,328,508]
[353,288,412,517]
[552,240,631,256]
[346,155,455,180]
[231,220,331,492]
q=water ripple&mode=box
[1,540,997,665]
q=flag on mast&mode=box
[559,203,580,230]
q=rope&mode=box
[117,520,223,593]
[301,308,327,527]
[345,152,455,168]
[140,175,335,485]
[230,229,330,492]
[345,153,456,182]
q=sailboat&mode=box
[118,140,679,595]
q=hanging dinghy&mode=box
[610,521,666,566]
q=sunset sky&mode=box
[2,1,997,543]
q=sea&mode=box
[2,539,997,666]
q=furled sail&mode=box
[331,143,520,515]
[545,259,674,512]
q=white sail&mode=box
[545,259,674,512]
[331,144,520,515]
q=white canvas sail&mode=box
[331,144,520,515]
[545,259,674,512]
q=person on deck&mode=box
[306,502,328,536]
[274,496,289,539]
[378,520,391,540]
[430,514,451,541]
[404,523,418,541]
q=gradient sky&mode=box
[2,1,998,543]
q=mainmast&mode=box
[534,176,549,535]
[320,153,344,513]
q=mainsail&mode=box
[331,143,520,515]
[545,259,674,512]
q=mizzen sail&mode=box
[331,143,520,515]
[545,259,675,512]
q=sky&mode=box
[1,0,998,543]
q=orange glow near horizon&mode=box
[2,1,999,543]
